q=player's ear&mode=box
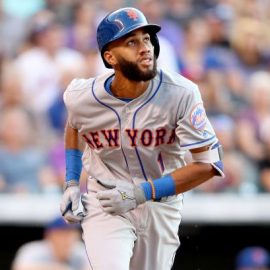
[103,51,117,67]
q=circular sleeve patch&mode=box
[190,103,207,130]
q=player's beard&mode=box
[116,56,157,82]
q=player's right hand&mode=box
[60,183,83,224]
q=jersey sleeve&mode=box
[63,78,92,130]
[176,84,217,150]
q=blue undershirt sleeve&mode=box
[65,149,83,182]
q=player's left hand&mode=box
[96,179,146,215]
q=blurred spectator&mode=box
[12,9,86,149]
[233,0,269,20]
[14,10,85,114]
[0,62,58,148]
[0,63,25,109]
[0,107,59,193]
[165,0,201,26]
[135,0,184,56]
[178,17,210,81]
[45,0,74,25]
[192,0,216,10]
[258,117,270,193]
[64,0,107,76]
[229,17,270,77]
[65,0,97,53]
[12,215,89,270]
[236,71,270,164]
[203,5,232,49]
[47,58,84,135]
[96,0,125,21]
[198,69,232,116]
[223,67,249,116]
[0,0,28,58]
[1,0,45,19]
[235,246,270,270]
[200,5,249,116]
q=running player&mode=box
[60,7,224,270]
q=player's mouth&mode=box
[139,57,153,67]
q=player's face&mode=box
[106,29,157,81]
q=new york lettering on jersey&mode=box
[82,128,176,149]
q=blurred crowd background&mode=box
[1,0,270,269]
[1,0,270,195]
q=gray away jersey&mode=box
[64,69,217,185]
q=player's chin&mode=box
[139,62,154,73]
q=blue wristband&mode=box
[140,174,176,200]
[140,181,152,200]
[65,149,83,182]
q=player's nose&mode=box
[138,41,151,54]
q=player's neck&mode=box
[110,74,150,99]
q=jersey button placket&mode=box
[121,105,142,183]
[120,105,132,172]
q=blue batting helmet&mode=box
[96,7,161,68]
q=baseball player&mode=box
[60,7,224,270]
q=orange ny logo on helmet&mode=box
[127,9,138,20]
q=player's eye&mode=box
[127,39,136,46]
[143,34,151,42]
[144,36,150,42]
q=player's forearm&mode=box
[171,162,216,194]
[140,143,223,200]
[64,122,83,183]
[140,162,215,201]
[64,122,83,150]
